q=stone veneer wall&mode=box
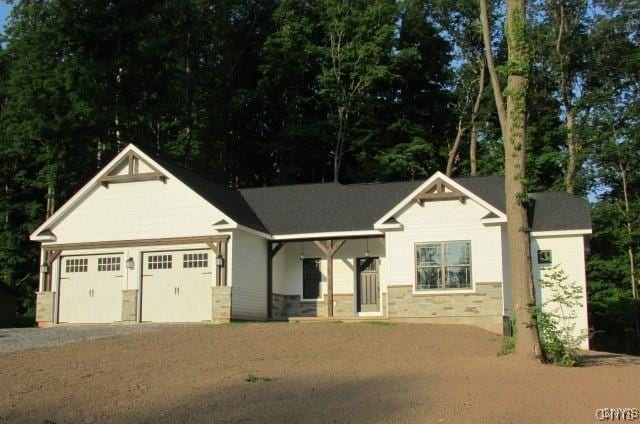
[386,282,503,332]
[212,286,231,323]
[272,293,354,319]
[36,291,55,327]
[121,289,138,322]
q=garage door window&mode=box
[66,258,88,273]
[98,257,121,272]
[183,253,208,268]
[148,255,172,270]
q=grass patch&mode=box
[366,321,394,327]
[244,373,272,383]
[498,336,516,356]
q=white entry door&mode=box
[141,250,213,322]
[58,255,124,323]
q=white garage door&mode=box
[141,250,213,322]
[58,254,123,323]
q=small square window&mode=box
[183,253,208,268]
[98,257,121,272]
[537,250,552,265]
[148,255,172,270]
[65,258,88,273]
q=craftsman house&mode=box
[30,144,591,348]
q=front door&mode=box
[357,257,380,313]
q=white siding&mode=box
[50,177,227,243]
[231,230,268,320]
[272,239,385,298]
[531,235,589,349]
[385,198,503,289]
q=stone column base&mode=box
[122,289,138,322]
[212,286,231,323]
[36,291,55,327]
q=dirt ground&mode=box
[1,322,639,423]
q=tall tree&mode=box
[480,0,543,360]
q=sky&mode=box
[0,2,11,33]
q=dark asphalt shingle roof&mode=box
[239,181,423,234]
[142,147,591,235]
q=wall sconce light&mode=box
[126,257,135,270]
[216,255,224,267]
[365,238,370,257]
[40,263,49,274]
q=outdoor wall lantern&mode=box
[126,257,135,270]
[365,238,370,257]
[216,255,224,267]
[299,243,305,261]
[40,263,49,274]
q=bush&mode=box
[533,266,587,366]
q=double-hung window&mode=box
[416,241,471,290]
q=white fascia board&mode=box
[481,217,508,224]
[374,171,507,227]
[531,229,592,237]
[271,230,383,240]
[29,143,240,241]
[373,223,403,231]
[234,225,273,240]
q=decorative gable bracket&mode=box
[414,179,466,205]
[100,151,167,187]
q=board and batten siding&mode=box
[231,230,268,320]
[531,235,589,350]
[48,177,227,243]
[385,198,504,288]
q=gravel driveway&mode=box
[0,324,178,354]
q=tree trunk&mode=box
[481,0,543,361]
[619,161,640,341]
[480,0,507,137]
[446,119,466,177]
[470,59,486,176]
[333,107,348,182]
[505,0,542,360]
[555,2,579,194]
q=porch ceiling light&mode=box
[216,255,224,267]
[40,263,49,274]
[126,257,135,270]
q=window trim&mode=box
[413,240,474,294]
[301,257,324,301]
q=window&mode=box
[66,258,88,273]
[98,257,121,272]
[416,241,471,290]
[537,250,552,265]
[148,255,172,270]
[302,258,321,299]
[183,253,208,268]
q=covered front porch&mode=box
[267,236,386,320]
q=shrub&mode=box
[533,266,587,366]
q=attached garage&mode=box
[141,249,213,322]
[58,254,124,324]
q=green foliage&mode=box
[533,266,587,366]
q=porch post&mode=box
[267,242,284,319]
[327,240,334,317]
[313,239,346,318]
[220,239,228,286]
